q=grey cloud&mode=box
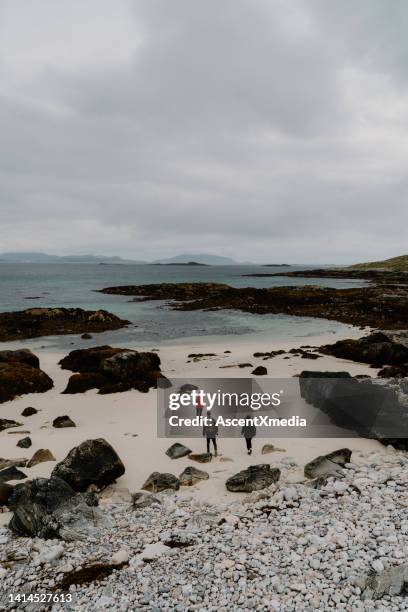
[0,0,407,263]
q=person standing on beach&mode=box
[241,415,256,455]
[203,416,218,456]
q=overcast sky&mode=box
[0,1,407,264]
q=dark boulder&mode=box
[0,466,27,483]
[53,415,76,428]
[165,443,192,459]
[59,346,165,394]
[7,476,101,540]
[17,436,32,449]
[226,464,280,492]
[0,349,40,368]
[0,352,53,403]
[81,333,92,339]
[252,366,267,376]
[52,439,125,492]
[378,364,408,378]
[142,472,180,493]
[21,406,38,417]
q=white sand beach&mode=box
[0,328,383,527]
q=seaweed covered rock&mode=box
[52,439,125,492]
[59,345,166,394]
[320,331,408,367]
[226,464,280,492]
[0,349,53,403]
[0,307,130,342]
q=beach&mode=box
[0,327,382,521]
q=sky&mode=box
[0,0,407,264]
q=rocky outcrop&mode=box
[165,443,192,459]
[0,307,130,342]
[98,282,408,330]
[226,464,280,492]
[320,331,408,367]
[299,372,408,449]
[0,349,53,403]
[179,466,209,486]
[59,345,167,394]
[142,472,180,493]
[7,476,105,540]
[52,439,125,492]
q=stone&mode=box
[0,466,27,483]
[142,472,180,493]
[320,331,408,367]
[226,464,281,492]
[262,444,275,454]
[188,452,212,463]
[21,406,38,417]
[165,443,192,459]
[0,349,40,368]
[52,438,125,491]
[304,449,352,479]
[17,436,32,448]
[27,449,56,468]
[179,466,209,486]
[81,333,92,339]
[0,419,23,432]
[7,476,103,540]
[0,360,53,404]
[111,549,129,565]
[251,366,267,376]
[362,562,408,600]
[131,491,161,509]
[59,345,166,394]
[0,457,28,470]
[53,415,76,428]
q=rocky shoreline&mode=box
[1,446,408,610]
[242,268,408,284]
[0,308,130,342]
[98,282,408,329]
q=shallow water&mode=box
[0,263,366,347]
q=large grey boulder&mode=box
[226,464,280,492]
[52,439,125,492]
[7,476,107,540]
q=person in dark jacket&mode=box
[241,415,256,455]
[203,416,218,456]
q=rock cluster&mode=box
[0,307,130,342]
[59,345,168,394]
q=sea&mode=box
[0,263,367,350]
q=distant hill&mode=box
[153,261,208,266]
[0,252,146,264]
[349,254,408,272]
[153,253,253,265]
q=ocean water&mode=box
[0,263,366,348]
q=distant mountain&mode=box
[0,252,146,264]
[153,253,253,265]
[349,254,408,272]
